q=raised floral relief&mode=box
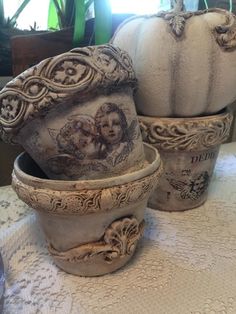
[47,103,139,178]
[167,171,210,200]
[53,60,87,85]
[0,97,21,121]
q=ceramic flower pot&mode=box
[0,44,145,180]
[12,143,163,276]
[139,110,233,211]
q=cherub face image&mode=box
[69,122,96,156]
[95,103,128,147]
[57,115,99,159]
[100,111,123,145]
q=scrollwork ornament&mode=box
[155,0,236,50]
[139,111,233,151]
[48,217,144,264]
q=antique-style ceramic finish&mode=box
[12,143,163,276]
[0,253,4,312]
[112,0,236,117]
[139,110,233,211]
[0,44,145,180]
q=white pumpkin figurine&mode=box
[112,0,234,211]
[112,0,236,117]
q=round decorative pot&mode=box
[112,1,236,117]
[12,143,163,276]
[0,44,145,180]
[139,110,233,211]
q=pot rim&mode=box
[138,108,233,152]
[13,143,161,191]
[138,108,230,122]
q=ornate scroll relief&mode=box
[48,217,144,263]
[12,165,162,215]
[139,112,233,151]
[156,0,236,50]
[0,44,136,143]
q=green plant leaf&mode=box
[64,0,75,27]
[94,0,112,45]
[73,0,86,47]
[0,0,5,26]
[9,0,32,27]
[48,0,62,29]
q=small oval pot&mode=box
[139,110,233,211]
[12,143,163,276]
[0,44,144,180]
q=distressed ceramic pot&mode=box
[139,110,233,211]
[0,44,145,180]
[0,253,4,313]
[12,143,163,276]
[112,0,236,117]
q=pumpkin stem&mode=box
[171,0,185,13]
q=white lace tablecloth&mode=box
[0,143,236,314]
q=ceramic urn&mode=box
[0,44,145,180]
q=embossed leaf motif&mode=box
[104,217,142,257]
[169,15,186,37]
[139,113,233,151]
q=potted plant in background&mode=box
[11,0,133,76]
[0,0,33,80]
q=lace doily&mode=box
[0,143,236,314]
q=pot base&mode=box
[147,148,219,211]
[139,110,233,211]
[48,217,144,277]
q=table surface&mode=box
[0,143,236,314]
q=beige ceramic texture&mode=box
[139,110,233,211]
[11,143,163,276]
[0,44,145,180]
[112,0,236,117]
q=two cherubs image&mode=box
[48,102,138,178]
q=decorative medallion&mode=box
[48,217,144,263]
[167,171,210,201]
